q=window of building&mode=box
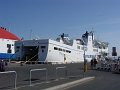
[7,49,12,53]
[93,49,98,52]
[81,47,84,50]
[59,48,62,51]
[7,44,11,48]
[42,49,44,53]
[54,47,58,50]
[41,46,46,48]
[66,50,71,53]
[54,47,71,53]
[63,49,65,52]
[77,46,80,49]
[7,44,12,53]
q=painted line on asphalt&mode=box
[7,81,48,90]
[43,76,95,90]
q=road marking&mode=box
[43,77,95,90]
[7,81,49,90]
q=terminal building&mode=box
[0,27,20,59]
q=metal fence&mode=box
[0,71,17,89]
[30,68,48,86]
[56,66,66,80]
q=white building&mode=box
[15,31,109,64]
[0,27,20,59]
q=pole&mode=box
[83,47,87,77]
[9,53,10,62]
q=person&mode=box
[90,59,94,69]
[93,58,98,69]
[116,58,120,70]
[0,60,5,72]
[5,61,8,66]
[0,60,2,71]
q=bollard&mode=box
[20,62,23,66]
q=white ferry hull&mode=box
[15,31,109,64]
[15,39,84,64]
[45,40,84,64]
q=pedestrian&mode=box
[90,59,94,69]
[93,58,98,69]
[5,61,8,66]
[0,60,2,71]
[0,60,5,72]
[116,59,120,70]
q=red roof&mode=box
[0,27,20,40]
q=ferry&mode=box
[0,27,20,59]
[15,31,108,64]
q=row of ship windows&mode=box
[77,46,101,52]
[16,46,46,49]
[54,47,71,53]
[93,49,98,52]
[77,46,84,50]
[85,55,95,58]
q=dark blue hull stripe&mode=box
[0,53,15,59]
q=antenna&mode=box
[91,27,95,40]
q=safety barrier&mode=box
[0,71,17,89]
[56,66,66,80]
[30,68,47,86]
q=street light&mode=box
[83,45,87,77]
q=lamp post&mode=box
[83,46,87,77]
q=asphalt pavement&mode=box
[68,70,120,90]
[0,63,86,90]
[0,63,120,90]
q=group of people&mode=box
[90,58,98,69]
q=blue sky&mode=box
[1,0,120,56]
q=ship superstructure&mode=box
[82,31,108,61]
[15,31,108,64]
